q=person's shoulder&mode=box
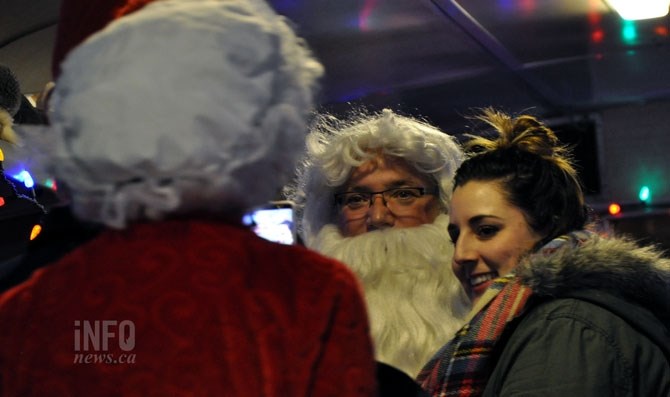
[493,293,670,395]
[527,291,659,329]
[520,292,670,358]
[523,294,637,331]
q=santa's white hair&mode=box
[312,214,470,377]
[285,108,465,246]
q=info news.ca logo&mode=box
[73,320,136,365]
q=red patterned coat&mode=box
[0,219,377,396]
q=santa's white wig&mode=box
[286,108,464,246]
[17,0,324,229]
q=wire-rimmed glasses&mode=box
[334,187,437,215]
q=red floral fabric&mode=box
[0,219,377,396]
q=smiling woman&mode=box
[448,179,542,305]
[417,108,670,397]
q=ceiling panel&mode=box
[1,0,669,132]
[275,0,504,104]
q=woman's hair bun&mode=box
[464,107,574,171]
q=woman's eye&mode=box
[476,225,499,238]
[447,226,459,242]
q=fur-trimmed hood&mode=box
[517,233,670,324]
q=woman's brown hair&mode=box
[454,108,588,244]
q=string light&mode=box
[608,203,622,216]
[30,224,42,241]
[639,185,651,204]
[12,170,35,189]
[44,178,58,191]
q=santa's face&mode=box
[336,155,441,237]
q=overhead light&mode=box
[605,0,670,20]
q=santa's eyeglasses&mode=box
[334,187,437,214]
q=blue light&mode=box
[12,170,35,189]
[242,213,254,226]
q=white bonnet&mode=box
[25,0,323,228]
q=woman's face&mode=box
[448,180,542,305]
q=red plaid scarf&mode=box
[417,276,532,396]
[417,231,593,396]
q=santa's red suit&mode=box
[0,220,377,396]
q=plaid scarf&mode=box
[416,231,593,397]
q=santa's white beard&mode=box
[311,214,470,377]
